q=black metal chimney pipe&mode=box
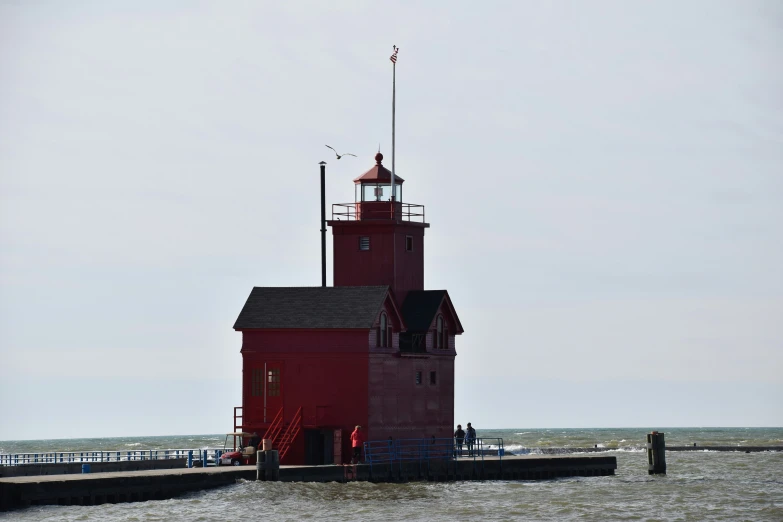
[319,161,327,287]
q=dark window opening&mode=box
[359,236,370,251]
[406,236,413,251]
[267,368,281,397]
[400,332,425,353]
[436,316,444,349]
[430,371,437,385]
[252,368,264,397]
[379,312,388,347]
[415,371,422,385]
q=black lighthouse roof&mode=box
[234,286,399,330]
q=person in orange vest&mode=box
[350,425,365,464]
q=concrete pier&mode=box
[0,459,189,479]
[530,446,783,454]
[663,446,783,452]
[0,454,616,511]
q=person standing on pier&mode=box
[350,425,365,464]
[454,424,465,457]
[465,423,477,456]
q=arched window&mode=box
[379,312,388,348]
[436,315,444,349]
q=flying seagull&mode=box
[325,145,357,160]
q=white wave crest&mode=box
[504,445,531,454]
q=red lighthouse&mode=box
[233,152,464,465]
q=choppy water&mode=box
[3,427,781,455]
[2,428,782,521]
[0,434,225,455]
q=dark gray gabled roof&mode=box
[400,290,448,332]
[401,290,465,334]
[233,286,391,330]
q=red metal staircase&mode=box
[264,408,285,445]
[262,406,302,463]
[277,407,302,462]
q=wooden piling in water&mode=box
[647,431,666,475]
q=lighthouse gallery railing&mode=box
[332,202,425,222]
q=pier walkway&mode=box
[0,454,617,511]
[527,446,783,454]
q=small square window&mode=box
[430,371,437,385]
[415,371,422,385]
[406,236,413,251]
[359,237,370,251]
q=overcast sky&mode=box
[1,1,781,440]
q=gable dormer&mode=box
[370,290,405,351]
[398,290,463,354]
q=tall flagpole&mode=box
[390,45,398,199]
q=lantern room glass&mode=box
[356,183,402,202]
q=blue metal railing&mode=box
[0,448,227,468]
[363,437,504,477]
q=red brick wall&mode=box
[367,354,455,441]
[330,221,426,304]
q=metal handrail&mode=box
[233,406,243,432]
[363,437,504,477]
[264,407,285,447]
[278,406,302,462]
[0,448,228,467]
[331,202,425,222]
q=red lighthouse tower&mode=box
[330,152,426,304]
[233,153,463,465]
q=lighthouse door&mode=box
[265,363,283,419]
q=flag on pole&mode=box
[390,45,398,64]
